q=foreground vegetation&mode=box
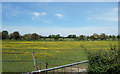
[83,45,120,73]
[2,40,118,72]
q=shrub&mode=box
[81,44,120,73]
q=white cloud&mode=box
[33,12,47,17]
[32,12,50,23]
[33,12,40,17]
[87,7,118,22]
[55,13,63,18]
[41,12,47,16]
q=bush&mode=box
[81,45,120,73]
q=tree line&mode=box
[0,30,120,41]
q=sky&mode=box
[2,0,119,2]
[2,2,118,36]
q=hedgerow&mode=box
[81,44,120,73]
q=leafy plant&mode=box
[81,44,120,73]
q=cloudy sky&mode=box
[2,2,118,36]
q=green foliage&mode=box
[22,34,32,40]
[0,32,1,39]
[117,35,120,39]
[54,34,60,41]
[68,34,76,38]
[13,31,20,40]
[92,33,99,40]
[99,33,107,40]
[2,30,8,39]
[82,45,120,73]
[31,33,39,40]
[1,30,119,41]
[79,35,86,40]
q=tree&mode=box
[79,35,85,40]
[48,35,53,41]
[68,34,76,38]
[9,33,13,40]
[62,37,65,41]
[92,33,99,40]
[90,35,94,40]
[67,34,76,41]
[117,35,120,39]
[99,33,107,40]
[72,35,76,38]
[43,36,47,41]
[56,34,60,38]
[22,33,41,40]
[13,31,20,40]
[68,35,72,38]
[23,34,32,40]
[112,35,116,40]
[106,35,109,40]
[0,32,2,40]
[31,33,39,40]
[38,35,41,40]
[109,35,112,40]
[2,30,8,39]
[87,36,90,40]
[54,34,60,41]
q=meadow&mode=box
[2,40,118,72]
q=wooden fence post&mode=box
[45,62,48,74]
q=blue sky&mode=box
[2,2,118,36]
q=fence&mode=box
[23,60,88,74]
[23,52,88,74]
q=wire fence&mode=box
[21,52,88,74]
[32,60,88,74]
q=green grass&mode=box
[2,40,118,72]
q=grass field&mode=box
[2,40,118,72]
